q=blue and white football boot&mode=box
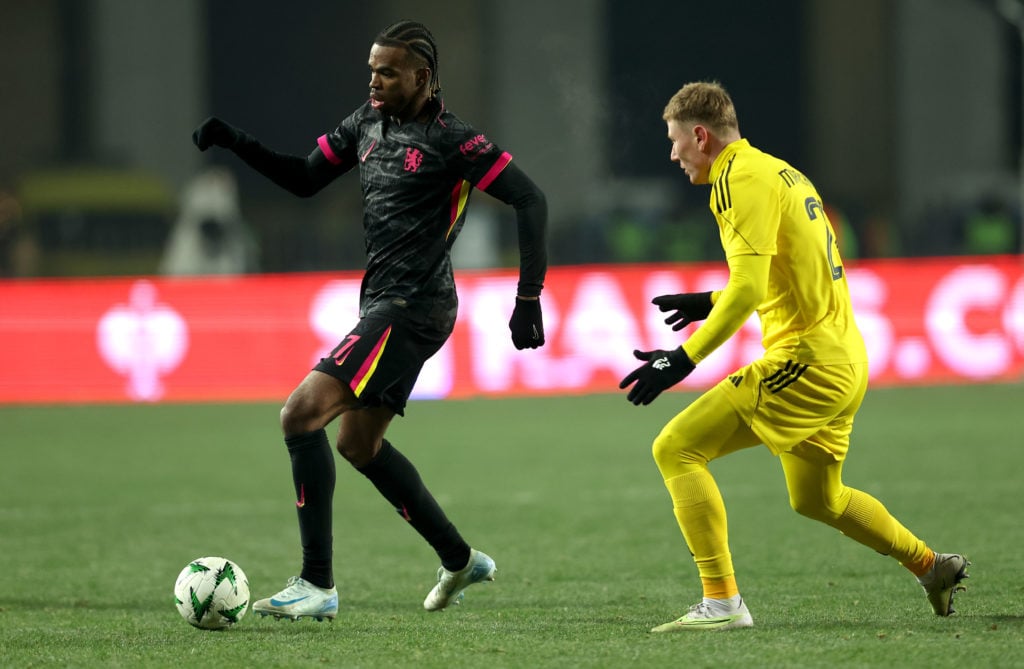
[253,576,338,621]
[423,549,496,611]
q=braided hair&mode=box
[375,20,441,97]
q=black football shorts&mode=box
[313,316,448,415]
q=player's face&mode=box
[368,43,429,122]
[667,120,712,185]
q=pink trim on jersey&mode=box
[350,325,392,397]
[317,135,343,165]
[476,152,512,191]
[435,99,447,128]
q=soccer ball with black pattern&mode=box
[173,556,250,630]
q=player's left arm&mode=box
[480,161,549,349]
[480,162,547,298]
[682,252,769,363]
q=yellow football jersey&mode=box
[707,139,867,365]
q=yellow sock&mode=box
[835,489,934,575]
[665,469,736,584]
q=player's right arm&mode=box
[192,116,354,197]
[679,160,778,363]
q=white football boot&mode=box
[917,552,970,616]
[650,596,753,632]
[423,549,496,611]
[253,576,338,621]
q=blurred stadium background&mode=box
[0,0,1022,404]
[1,0,1022,277]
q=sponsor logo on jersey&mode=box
[459,134,493,158]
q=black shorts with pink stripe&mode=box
[313,316,448,416]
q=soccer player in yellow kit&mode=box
[619,81,968,632]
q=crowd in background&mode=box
[1,0,1021,279]
[0,176,1021,279]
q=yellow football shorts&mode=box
[720,359,869,460]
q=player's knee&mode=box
[651,431,675,472]
[335,434,378,468]
[279,403,301,436]
[788,494,823,520]
[334,435,356,463]
[279,399,321,437]
[788,491,843,523]
[652,430,704,477]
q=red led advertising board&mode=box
[1,256,1021,404]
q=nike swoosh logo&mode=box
[296,484,306,508]
[361,139,377,162]
[674,614,745,627]
[270,595,310,606]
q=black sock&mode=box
[358,439,471,571]
[285,429,335,589]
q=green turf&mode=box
[1,384,1022,668]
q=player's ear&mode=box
[694,125,710,151]
[416,68,430,88]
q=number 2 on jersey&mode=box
[804,196,844,281]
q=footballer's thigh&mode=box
[280,370,358,437]
[652,384,760,479]
[775,363,869,516]
[312,315,446,466]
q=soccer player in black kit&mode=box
[193,20,547,621]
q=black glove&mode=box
[192,117,241,151]
[619,347,695,406]
[509,297,545,349]
[652,291,714,331]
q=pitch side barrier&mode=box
[1,255,1021,404]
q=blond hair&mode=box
[662,81,739,135]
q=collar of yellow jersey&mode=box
[708,138,750,183]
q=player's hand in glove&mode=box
[619,347,695,406]
[652,291,714,331]
[509,297,545,349]
[192,117,241,151]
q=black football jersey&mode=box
[317,100,513,333]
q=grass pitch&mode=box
[1,383,1022,668]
